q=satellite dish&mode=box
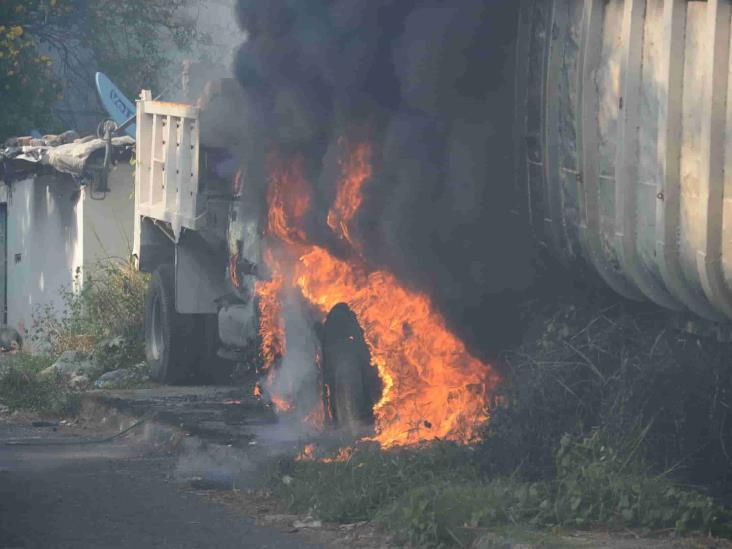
[95,72,136,138]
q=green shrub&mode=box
[551,433,729,534]
[30,258,148,363]
[0,353,80,417]
[0,352,53,376]
[91,336,146,377]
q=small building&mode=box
[0,133,135,341]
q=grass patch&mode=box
[378,478,551,547]
[273,436,731,548]
[271,442,478,523]
[0,353,80,417]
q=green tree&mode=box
[0,0,199,140]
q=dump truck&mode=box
[133,0,732,430]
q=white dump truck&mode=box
[133,82,260,384]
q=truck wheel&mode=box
[145,263,195,384]
[322,303,376,436]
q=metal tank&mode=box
[516,0,732,322]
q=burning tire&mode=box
[322,303,380,435]
[145,263,196,383]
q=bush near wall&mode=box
[29,258,149,372]
[0,353,80,417]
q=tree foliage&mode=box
[0,0,199,140]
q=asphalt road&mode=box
[0,424,317,549]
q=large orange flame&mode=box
[267,154,311,245]
[255,141,498,447]
[256,249,285,371]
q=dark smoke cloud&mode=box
[234,0,536,357]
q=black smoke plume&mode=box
[234,0,536,358]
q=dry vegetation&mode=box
[30,259,148,358]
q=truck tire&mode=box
[145,263,196,384]
[322,303,376,436]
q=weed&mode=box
[0,353,80,417]
[377,433,731,548]
[0,353,53,376]
[378,479,550,548]
[551,432,729,534]
[481,299,732,494]
[30,257,148,368]
[91,336,146,376]
[271,432,731,547]
[271,442,479,523]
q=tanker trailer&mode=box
[517,0,732,327]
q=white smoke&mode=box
[264,285,322,423]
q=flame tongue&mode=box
[296,246,495,447]
[256,140,499,446]
[327,140,372,249]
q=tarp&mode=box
[45,136,134,176]
[1,132,134,180]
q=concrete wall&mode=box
[5,175,83,337]
[2,164,134,343]
[82,166,135,267]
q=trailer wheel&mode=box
[145,263,195,384]
[322,303,378,436]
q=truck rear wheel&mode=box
[145,263,196,384]
[322,303,379,436]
